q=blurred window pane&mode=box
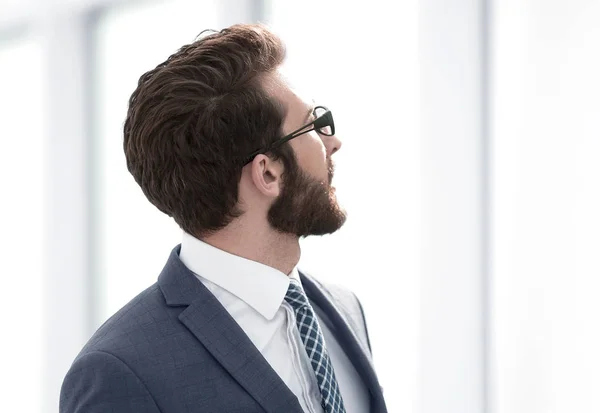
[94,0,218,321]
[0,37,44,413]
[269,2,420,413]
[0,0,31,13]
[492,1,600,412]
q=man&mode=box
[60,24,387,413]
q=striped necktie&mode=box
[285,279,347,413]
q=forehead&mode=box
[266,68,313,114]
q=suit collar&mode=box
[157,245,203,306]
[158,245,303,413]
[179,232,295,320]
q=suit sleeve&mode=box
[60,350,161,413]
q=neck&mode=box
[199,222,301,276]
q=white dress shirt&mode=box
[179,232,370,413]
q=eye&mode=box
[313,107,333,136]
[317,125,332,136]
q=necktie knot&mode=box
[284,280,310,312]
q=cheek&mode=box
[310,153,329,184]
[307,132,327,159]
[292,134,328,179]
[306,136,328,174]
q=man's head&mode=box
[124,24,346,239]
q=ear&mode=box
[249,154,284,198]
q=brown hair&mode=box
[124,24,290,237]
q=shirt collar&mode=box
[179,232,298,320]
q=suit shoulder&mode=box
[60,350,161,413]
[78,283,171,358]
[301,270,361,312]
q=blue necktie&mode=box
[285,280,347,413]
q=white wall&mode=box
[420,1,489,412]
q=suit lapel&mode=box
[178,299,302,413]
[158,246,303,413]
[300,272,388,412]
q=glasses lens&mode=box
[314,106,333,135]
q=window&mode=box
[0,37,44,413]
[492,1,600,411]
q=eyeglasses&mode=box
[244,105,335,165]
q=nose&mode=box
[327,133,342,157]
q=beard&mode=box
[267,157,347,237]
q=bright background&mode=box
[0,0,598,412]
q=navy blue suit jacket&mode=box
[60,246,387,412]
